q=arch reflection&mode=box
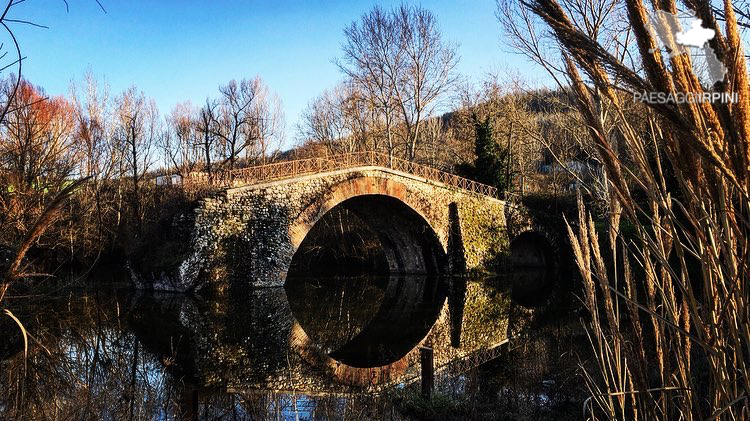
[285,275,448,368]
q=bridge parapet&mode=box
[183,151,499,198]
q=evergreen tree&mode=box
[455,115,510,193]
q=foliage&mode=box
[456,116,511,193]
[0,67,288,288]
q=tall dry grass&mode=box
[520,0,750,418]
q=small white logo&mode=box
[648,9,727,86]
[675,19,715,49]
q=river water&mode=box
[0,272,588,420]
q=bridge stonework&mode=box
[162,166,509,292]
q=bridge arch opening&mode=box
[287,194,447,277]
[509,231,556,306]
[510,231,553,268]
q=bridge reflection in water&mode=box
[132,275,511,393]
[0,274,516,419]
[286,276,448,368]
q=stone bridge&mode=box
[143,153,531,292]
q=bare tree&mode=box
[298,82,380,155]
[213,78,258,169]
[394,5,459,160]
[420,115,446,167]
[299,85,352,154]
[70,71,123,253]
[251,80,284,163]
[114,87,158,234]
[342,83,379,151]
[71,71,114,181]
[198,77,285,169]
[339,5,403,160]
[195,98,218,176]
[339,5,458,161]
[162,101,199,178]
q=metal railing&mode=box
[182,151,499,198]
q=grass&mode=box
[394,388,469,420]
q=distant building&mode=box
[155,174,183,186]
[538,156,603,192]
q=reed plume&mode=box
[523,0,750,417]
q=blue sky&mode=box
[8,0,539,149]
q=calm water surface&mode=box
[0,271,587,420]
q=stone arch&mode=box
[287,175,448,277]
[508,230,557,306]
[509,231,554,269]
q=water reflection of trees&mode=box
[0,292,183,419]
[465,292,591,420]
[285,276,388,353]
[0,290,410,419]
[0,277,516,419]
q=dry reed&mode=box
[522,0,750,417]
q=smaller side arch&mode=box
[509,231,554,269]
[508,230,556,307]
